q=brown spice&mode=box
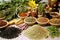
[50,19,60,24]
[51,13,59,17]
[37,17,48,22]
[19,12,27,17]
[0,20,7,26]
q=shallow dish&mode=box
[37,17,49,25]
[49,18,60,26]
[50,12,60,18]
[0,20,8,28]
[18,12,29,19]
[24,17,36,25]
[0,16,6,19]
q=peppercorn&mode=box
[0,27,21,39]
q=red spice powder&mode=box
[19,13,27,17]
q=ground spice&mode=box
[37,17,48,22]
[0,20,7,26]
[19,12,27,17]
[51,13,59,18]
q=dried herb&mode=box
[24,25,48,39]
[0,27,21,39]
[17,4,28,13]
[48,26,60,38]
[0,0,28,21]
[38,2,46,15]
[25,17,36,22]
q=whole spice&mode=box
[0,27,21,39]
[0,20,7,26]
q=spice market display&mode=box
[0,0,60,40]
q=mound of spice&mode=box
[0,20,7,26]
[18,12,27,17]
[23,25,48,39]
[25,17,36,22]
[37,17,48,22]
[50,19,60,24]
[50,12,59,18]
[0,26,21,39]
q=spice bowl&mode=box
[18,12,29,19]
[0,16,6,20]
[0,20,8,28]
[24,17,36,25]
[50,12,60,18]
[36,17,49,25]
[49,18,60,26]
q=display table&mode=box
[0,32,60,40]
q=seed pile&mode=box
[0,27,21,39]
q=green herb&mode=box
[17,4,28,13]
[25,17,36,22]
[38,2,46,15]
[5,7,17,21]
[0,11,6,18]
[0,0,29,21]
[48,26,60,38]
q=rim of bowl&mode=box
[36,17,49,24]
[0,20,8,28]
[18,13,29,18]
[24,17,36,24]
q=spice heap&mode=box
[0,26,21,39]
[37,17,48,22]
[19,13,27,17]
[0,0,60,40]
[0,20,7,27]
[23,25,48,39]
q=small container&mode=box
[37,17,49,25]
[0,20,8,28]
[50,12,60,18]
[49,18,60,26]
[18,12,29,19]
[24,17,36,25]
